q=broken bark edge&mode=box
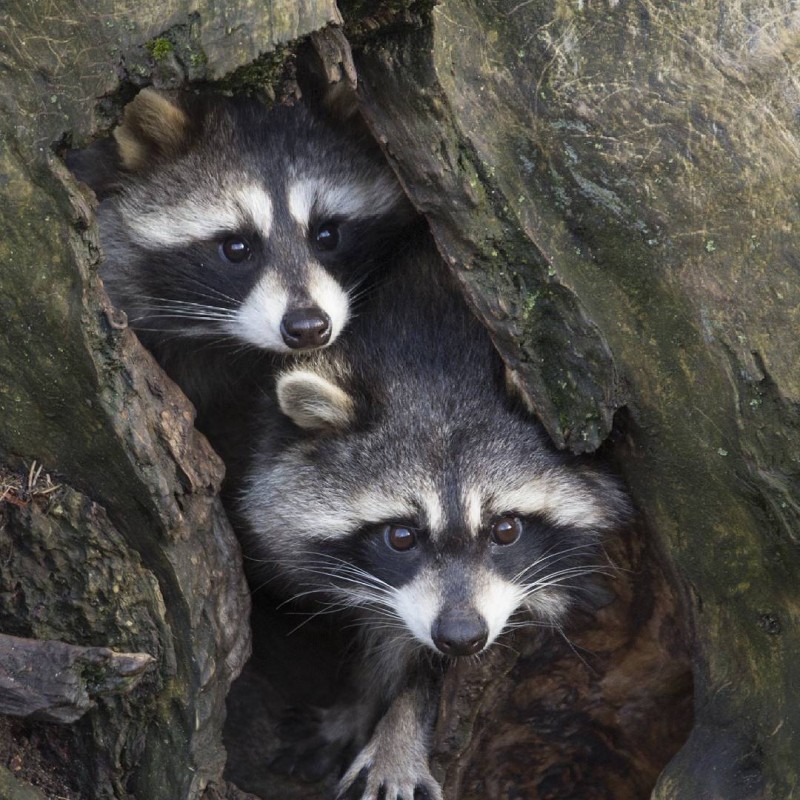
[0,633,154,725]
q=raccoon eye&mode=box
[383,524,417,552]
[490,515,522,546]
[314,221,340,251]
[219,235,252,263]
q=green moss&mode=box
[122,15,209,87]
[146,38,174,61]
[215,45,292,96]
[188,51,207,69]
[521,290,541,321]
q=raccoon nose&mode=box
[432,611,488,657]
[280,308,332,349]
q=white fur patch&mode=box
[306,264,350,343]
[314,493,417,539]
[489,470,609,529]
[349,491,417,529]
[287,176,403,230]
[474,572,525,647]
[524,588,571,622]
[463,487,483,535]
[244,478,419,549]
[229,272,288,350]
[229,263,349,353]
[235,184,273,239]
[421,489,444,534]
[125,183,273,248]
[394,572,440,650]
[124,199,238,248]
[287,180,316,229]
[475,572,568,637]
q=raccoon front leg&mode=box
[336,672,443,800]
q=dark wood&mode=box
[0,1,344,798]
[0,633,153,724]
[2,0,797,798]
[351,2,800,798]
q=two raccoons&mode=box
[71,88,629,800]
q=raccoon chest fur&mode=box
[238,235,630,800]
[68,88,413,420]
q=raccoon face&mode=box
[244,366,628,659]
[72,88,413,354]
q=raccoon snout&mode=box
[431,610,489,657]
[280,308,332,349]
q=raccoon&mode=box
[68,87,413,420]
[238,234,630,799]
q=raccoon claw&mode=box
[336,743,443,800]
[337,771,438,800]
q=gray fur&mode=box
[238,234,630,799]
[68,89,413,423]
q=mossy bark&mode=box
[1,1,797,799]
[0,2,340,798]
[352,2,800,798]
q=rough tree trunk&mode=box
[0,2,338,798]
[353,3,800,797]
[1,1,797,799]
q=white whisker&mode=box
[511,542,600,584]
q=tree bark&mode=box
[351,2,800,798]
[0,2,340,798]
[0,633,153,725]
[1,1,797,799]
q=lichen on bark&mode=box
[2,0,798,798]
[353,1,800,797]
[0,2,340,798]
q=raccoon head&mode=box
[244,362,629,660]
[68,88,414,355]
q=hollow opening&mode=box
[58,33,695,800]
[211,46,695,798]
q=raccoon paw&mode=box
[335,732,443,800]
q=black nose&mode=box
[280,308,332,349]
[432,611,488,657]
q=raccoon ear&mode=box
[113,88,192,172]
[276,370,355,431]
